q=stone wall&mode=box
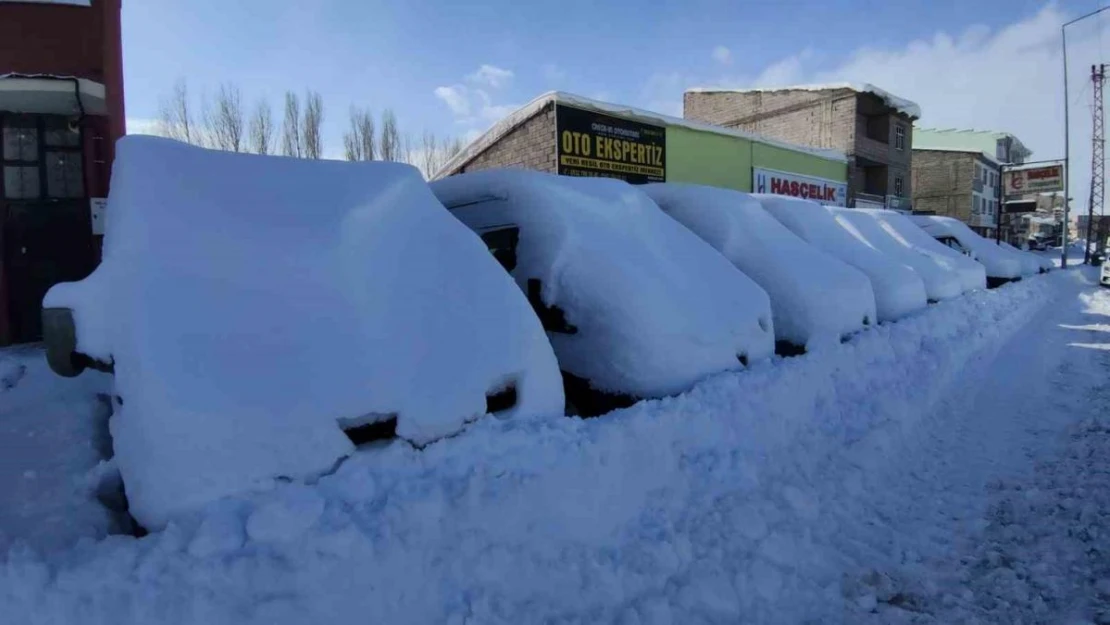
[457,104,557,175]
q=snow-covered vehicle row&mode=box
[754,194,927,323]
[910,215,1024,286]
[642,184,877,352]
[38,140,1043,528]
[429,170,775,415]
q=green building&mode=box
[435,91,849,205]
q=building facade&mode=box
[437,92,849,204]
[911,129,1035,243]
[911,149,1001,238]
[0,0,123,345]
[682,83,920,210]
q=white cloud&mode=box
[639,5,1098,213]
[467,64,514,89]
[712,45,732,65]
[434,85,471,117]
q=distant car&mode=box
[754,194,927,323]
[430,170,776,416]
[1027,238,1047,252]
[641,183,877,354]
[909,215,1023,287]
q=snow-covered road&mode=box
[1,268,1108,624]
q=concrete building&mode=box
[682,83,920,210]
[911,129,1033,242]
[436,91,849,204]
[0,0,124,345]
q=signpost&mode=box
[555,104,666,184]
[752,167,848,207]
[998,161,1065,245]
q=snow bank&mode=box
[642,183,876,349]
[755,194,926,322]
[429,170,775,399]
[853,209,987,294]
[43,137,563,529]
[0,269,1058,625]
[830,208,967,300]
[910,215,1023,280]
[0,348,116,554]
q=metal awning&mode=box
[0,75,107,116]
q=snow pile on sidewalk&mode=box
[43,137,564,529]
[0,349,114,554]
[0,274,1058,625]
[755,194,927,322]
[431,171,775,398]
[643,183,876,349]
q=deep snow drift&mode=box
[755,194,927,322]
[4,264,1087,625]
[430,170,775,399]
[827,207,963,302]
[43,138,564,529]
[642,183,876,349]
[854,209,987,294]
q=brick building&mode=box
[911,129,1033,242]
[0,0,124,345]
[682,83,920,209]
[911,149,1001,238]
[436,91,850,204]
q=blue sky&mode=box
[124,0,1104,167]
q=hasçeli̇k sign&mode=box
[754,167,847,207]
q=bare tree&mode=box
[419,131,440,177]
[380,109,400,162]
[302,91,324,159]
[342,106,376,161]
[248,99,274,155]
[282,91,302,158]
[158,79,196,144]
[204,83,244,152]
[399,131,414,167]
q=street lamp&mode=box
[1063,6,1110,269]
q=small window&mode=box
[894,176,904,196]
[3,123,38,162]
[4,166,40,199]
[44,118,80,148]
[894,125,906,151]
[45,151,84,198]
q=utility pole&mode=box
[1088,63,1106,264]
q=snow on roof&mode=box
[434,91,846,179]
[914,128,1032,161]
[685,83,922,120]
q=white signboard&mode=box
[1003,164,1064,199]
[90,197,107,235]
[753,167,847,207]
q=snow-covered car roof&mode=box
[641,183,876,350]
[910,216,1023,280]
[755,194,927,322]
[43,138,564,528]
[999,241,1048,275]
[853,209,986,293]
[430,169,775,398]
[827,208,969,300]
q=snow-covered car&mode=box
[430,169,775,416]
[641,183,876,353]
[755,194,927,322]
[1103,257,1110,287]
[909,215,1022,287]
[1000,241,1052,274]
[827,208,968,301]
[41,137,565,529]
[854,209,986,294]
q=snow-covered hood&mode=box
[430,170,775,398]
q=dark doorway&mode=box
[1,113,95,343]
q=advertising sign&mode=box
[1003,164,1064,199]
[753,167,848,207]
[555,104,666,184]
